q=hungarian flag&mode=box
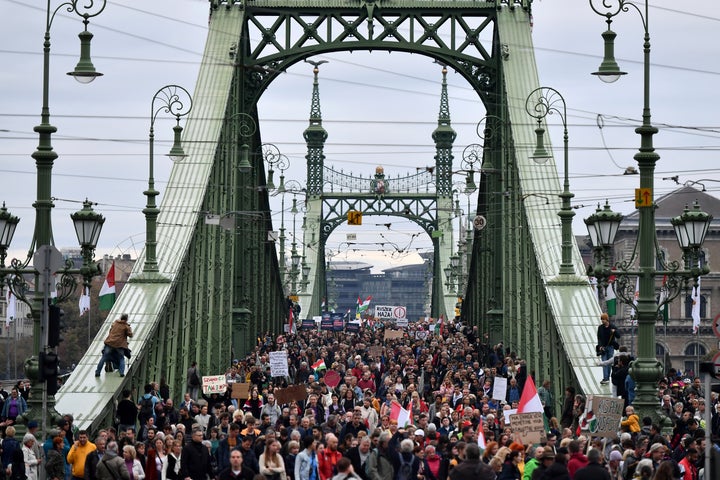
[517,376,544,413]
[477,417,486,449]
[79,287,90,317]
[389,401,411,427]
[357,296,372,313]
[311,359,326,371]
[99,261,116,311]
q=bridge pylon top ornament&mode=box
[372,166,388,195]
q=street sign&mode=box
[711,352,720,380]
[473,215,487,231]
[713,313,720,339]
[347,210,362,225]
[635,188,652,208]
[33,245,64,293]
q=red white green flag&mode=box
[99,261,116,311]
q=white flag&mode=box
[6,289,16,328]
[691,277,701,334]
[79,287,91,317]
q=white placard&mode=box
[269,351,289,377]
[503,408,517,425]
[202,375,227,394]
[375,305,407,320]
[492,377,508,402]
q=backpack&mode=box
[139,396,154,419]
[397,454,414,480]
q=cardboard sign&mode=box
[509,412,546,444]
[581,395,624,438]
[492,377,508,402]
[202,375,227,395]
[384,329,404,340]
[231,382,251,400]
[368,346,383,358]
[269,351,289,377]
[275,384,308,405]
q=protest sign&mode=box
[492,377,507,402]
[275,384,308,405]
[368,346,383,358]
[384,329,404,340]
[269,351,289,377]
[346,321,360,333]
[324,370,341,388]
[320,314,333,331]
[231,382,250,399]
[580,395,624,438]
[509,412,546,444]
[301,319,316,330]
[202,374,227,395]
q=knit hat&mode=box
[609,450,623,462]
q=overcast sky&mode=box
[2,0,718,273]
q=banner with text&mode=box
[202,374,228,395]
[269,351,289,377]
[374,305,407,322]
[581,395,624,438]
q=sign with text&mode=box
[368,346,384,358]
[202,375,228,395]
[320,313,334,331]
[269,351,289,377]
[509,412,546,444]
[375,305,407,321]
[492,377,508,402]
[231,382,251,400]
[346,321,361,333]
[301,319,316,330]
[581,395,625,438]
[332,313,345,332]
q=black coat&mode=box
[180,440,214,480]
[345,447,370,480]
[573,462,611,480]
[448,459,495,480]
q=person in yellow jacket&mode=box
[620,405,641,433]
[66,430,96,480]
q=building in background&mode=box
[579,186,720,376]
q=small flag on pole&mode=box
[691,277,701,334]
[79,287,91,317]
[99,261,116,311]
[517,376,544,414]
[311,359,326,371]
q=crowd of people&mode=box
[0,313,719,480]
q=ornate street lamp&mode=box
[588,0,713,429]
[525,87,577,278]
[0,0,107,436]
[142,85,193,274]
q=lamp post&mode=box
[525,87,576,278]
[587,0,712,426]
[262,144,290,287]
[0,0,107,437]
[143,85,193,274]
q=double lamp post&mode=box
[525,0,713,429]
[0,0,108,436]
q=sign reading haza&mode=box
[375,305,407,320]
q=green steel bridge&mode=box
[56,0,604,430]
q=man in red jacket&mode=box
[317,434,343,480]
[566,440,588,480]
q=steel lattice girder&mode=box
[235,0,500,105]
[321,194,438,241]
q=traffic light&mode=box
[48,304,65,348]
[40,351,59,395]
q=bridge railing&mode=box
[323,166,435,194]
